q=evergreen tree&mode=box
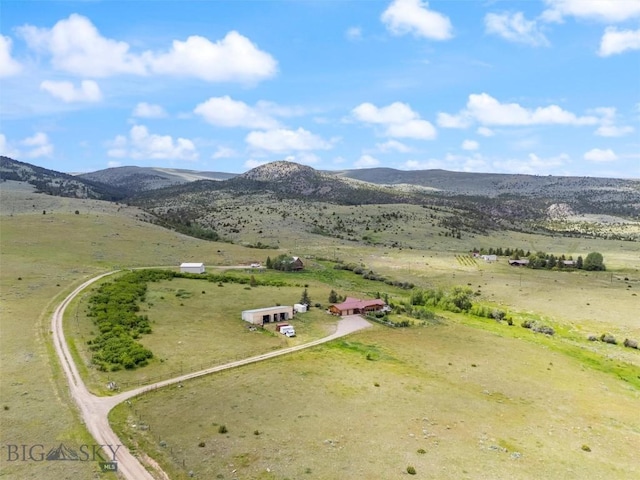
[300,288,311,306]
[328,289,339,303]
[576,255,583,269]
[265,256,273,269]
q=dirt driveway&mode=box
[51,272,371,480]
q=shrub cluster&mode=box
[365,312,411,328]
[333,262,414,289]
[470,305,506,321]
[409,286,474,313]
[521,320,555,336]
[600,333,617,345]
[587,334,637,349]
[86,270,174,371]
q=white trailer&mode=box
[180,262,205,274]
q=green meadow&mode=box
[1,186,638,479]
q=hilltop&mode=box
[78,165,236,196]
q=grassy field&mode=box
[1,186,639,479]
[68,275,341,393]
[110,322,640,480]
[0,188,252,479]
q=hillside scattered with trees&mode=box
[2,157,639,243]
[0,156,124,200]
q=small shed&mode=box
[180,262,205,274]
[242,306,294,325]
[481,254,497,263]
[294,303,307,313]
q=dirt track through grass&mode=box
[111,323,640,480]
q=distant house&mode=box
[508,259,529,267]
[481,254,497,262]
[180,262,205,274]
[242,306,294,325]
[329,297,385,316]
[562,260,575,267]
[291,256,304,270]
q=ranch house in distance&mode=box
[329,297,386,316]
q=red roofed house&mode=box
[329,297,385,316]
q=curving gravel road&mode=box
[51,271,371,479]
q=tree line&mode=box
[473,247,606,271]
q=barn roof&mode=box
[180,262,204,267]
[332,297,385,311]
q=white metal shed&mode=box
[180,262,205,274]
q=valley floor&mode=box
[1,189,638,480]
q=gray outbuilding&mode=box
[242,306,294,325]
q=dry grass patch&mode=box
[110,323,640,480]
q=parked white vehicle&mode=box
[279,325,296,337]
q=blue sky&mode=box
[1,0,639,177]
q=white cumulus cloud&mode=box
[40,79,102,102]
[387,119,436,139]
[592,107,635,137]
[598,27,640,56]
[0,35,22,77]
[441,93,599,128]
[584,148,617,162]
[354,154,380,168]
[133,102,167,118]
[19,14,146,77]
[246,128,331,153]
[477,126,495,137]
[211,146,237,159]
[107,125,198,161]
[1,132,54,159]
[376,139,411,153]
[353,102,436,139]
[596,124,635,137]
[147,31,277,83]
[542,0,640,23]
[0,134,21,158]
[484,12,549,47]
[437,112,472,128]
[18,14,276,83]
[21,132,54,158]
[381,0,453,40]
[462,140,479,151]
[194,96,279,129]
